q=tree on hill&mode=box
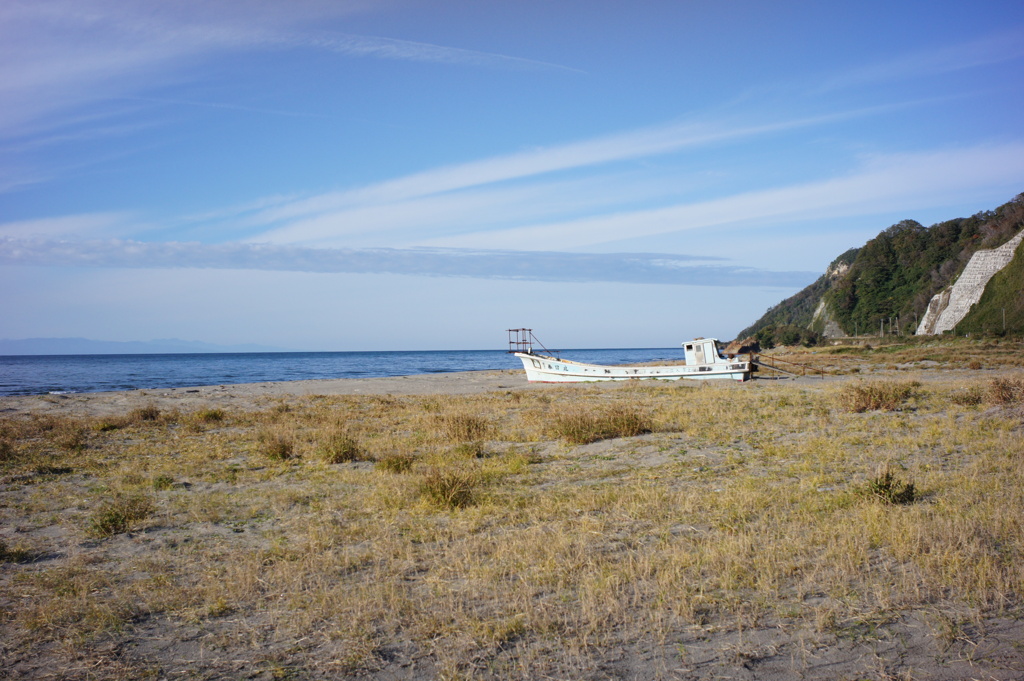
[734,193,1024,342]
[754,325,821,349]
[736,248,858,339]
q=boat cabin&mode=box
[682,338,729,367]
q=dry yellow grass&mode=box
[1,340,1023,678]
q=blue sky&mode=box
[2,0,1023,350]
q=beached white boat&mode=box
[507,329,752,383]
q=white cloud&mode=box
[819,27,1024,92]
[248,111,865,245]
[0,212,140,240]
[0,0,575,139]
[424,143,1024,250]
[0,237,817,288]
[304,32,582,72]
[246,171,693,248]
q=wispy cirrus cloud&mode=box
[819,26,1024,92]
[0,237,816,288]
[240,170,696,248]
[302,32,582,73]
[242,117,1024,253]
[0,0,575,139]
[0,212,141,240]
[419,142,1024,250]
[247,108,882,245]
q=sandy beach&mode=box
[0,369,543,419]
[2,367,847,420]
[2,343,1023,680]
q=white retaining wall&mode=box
[916,229,1024,335]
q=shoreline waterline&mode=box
[0,348,686,397]
[0,369,581,419]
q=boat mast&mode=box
[507,328,555,356]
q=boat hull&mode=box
[514,353,750,383]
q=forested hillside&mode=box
[738,193,1024,346]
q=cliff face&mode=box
[811,299,846,338]
[738,193,1024,341]
[735,249,857,341]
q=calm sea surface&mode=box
[0,348,685,396]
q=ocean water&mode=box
[0,348,686,396]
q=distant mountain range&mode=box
[738,193,1024,346]
[0,338,292,355]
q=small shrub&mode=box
[151,474,175,490]
[195,408,225,423]
[56,427,87,452]
[94,420,124,432]
[259,431,296,461]
[949,385,985,406]
[548,406,652,444]
[0,438,16,463]
[0,539,33,563]
[864,464,916,505]
[987,377,1024,405]
[121,472,145,486]
[967,360,983,370]
[46,419,89,451]
[837,381,916,412]
[435,413,490,442]
[129,405,161,422]
[419,468,479,509]
[376,453,416,473]
[317,432,364,463]
[207,596,234,618]
[452,441,489,459]
[478,615,527,644]
[88,494,156,538]
[35,465,73,476]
